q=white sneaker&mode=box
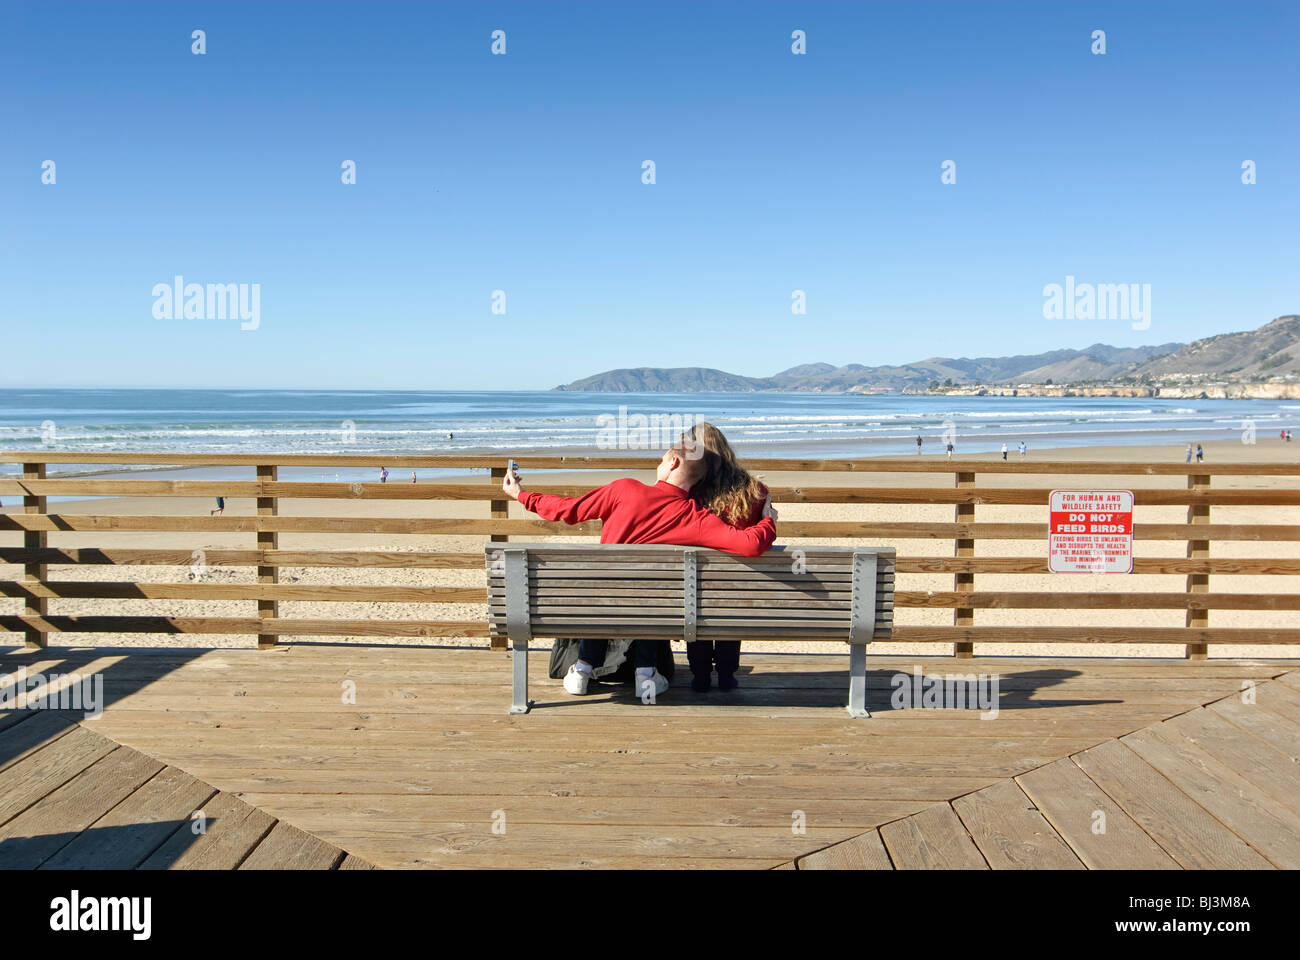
[563,664,591,695]
[634,669,669,701]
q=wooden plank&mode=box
[0,548,485,569]
[7,450,1299,474]
[9,478,1299,506]
[797,828,893,869]
[1159,709,1300,814]
[22,462,47,649]
[879,803,987,869]
[305,844,786,870]
[235,793,929,830]
[13,620,1289,644]
[238,820,343,870]
[898,557,1300,575]
[951,778,1084,869]
[280,820,856,862]
[954,470,976,658]
[15,549,1290,576]
[886,591,1300,611]
[0,616,490,637]
[1253,678,1300,716]
[487,468,509,651]
[39,650,1277,680]
[0,747,163,868]
[256,464,277,649]
[1120,722,1300,869]
[1207,696,1300,761]
[888,627,1300,644]
[1186,473,1211,659]
[139,768,1001,801]
[1071,740,1273,870]
[0,710,81,773]
[39,765,218,869]
[1015,757,1180,869]
[0,709,38,734]
[138,791,276,869]
[0,725,118,826]
[4,582,486,603]
[7,512,1299,541]
[80,744,1066,780]
[338,853,376,870]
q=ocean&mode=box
[1,389,1296,482]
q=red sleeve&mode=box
[517,480,623,525]
[687,509,776,557]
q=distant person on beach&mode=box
[916,435,922,455]
[502,424,777,702]
[1186,444,1193,463]
[1001,442,1008,461]
[1018,440,1026,460]
[411,470,417,483]
[1196,444,1204,463]
[210,497,225,516]
[946,441,954,460]
[380,466,388,483]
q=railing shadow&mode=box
[0,818,206,870]
[523,658,1115,712]
[0,646,208,771]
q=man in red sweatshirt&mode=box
[500,442,777,698]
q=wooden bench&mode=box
[485,543,895,717]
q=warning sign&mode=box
[1049,490,1134,574]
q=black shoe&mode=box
[686,641,713,693]
[717,671,738,691]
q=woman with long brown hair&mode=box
[683,422,772,691]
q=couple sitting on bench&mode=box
[500,422,777,698]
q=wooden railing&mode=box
[2,452,1299,659]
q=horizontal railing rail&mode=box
[3,451,1298,658]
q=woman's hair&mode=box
[683,422,765,525]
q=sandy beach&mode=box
[3,440,1298,659]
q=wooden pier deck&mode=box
[0,699,375,870]
[2,644,1296,869]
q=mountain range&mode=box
[554,315,1300,393]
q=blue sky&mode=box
[2,0,1296,389]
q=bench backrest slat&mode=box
[486,544,894,643]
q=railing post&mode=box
[953,470,975,658]
[22,462,48,649]
[257,464,278,649]
[1185,473,1210,659]
[489,466,510,651]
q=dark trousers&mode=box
[578,638,657,670]
[686,640,740,676]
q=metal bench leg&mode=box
[504,548,533,714]
[510,635,531,714]
[847,643,871,719]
